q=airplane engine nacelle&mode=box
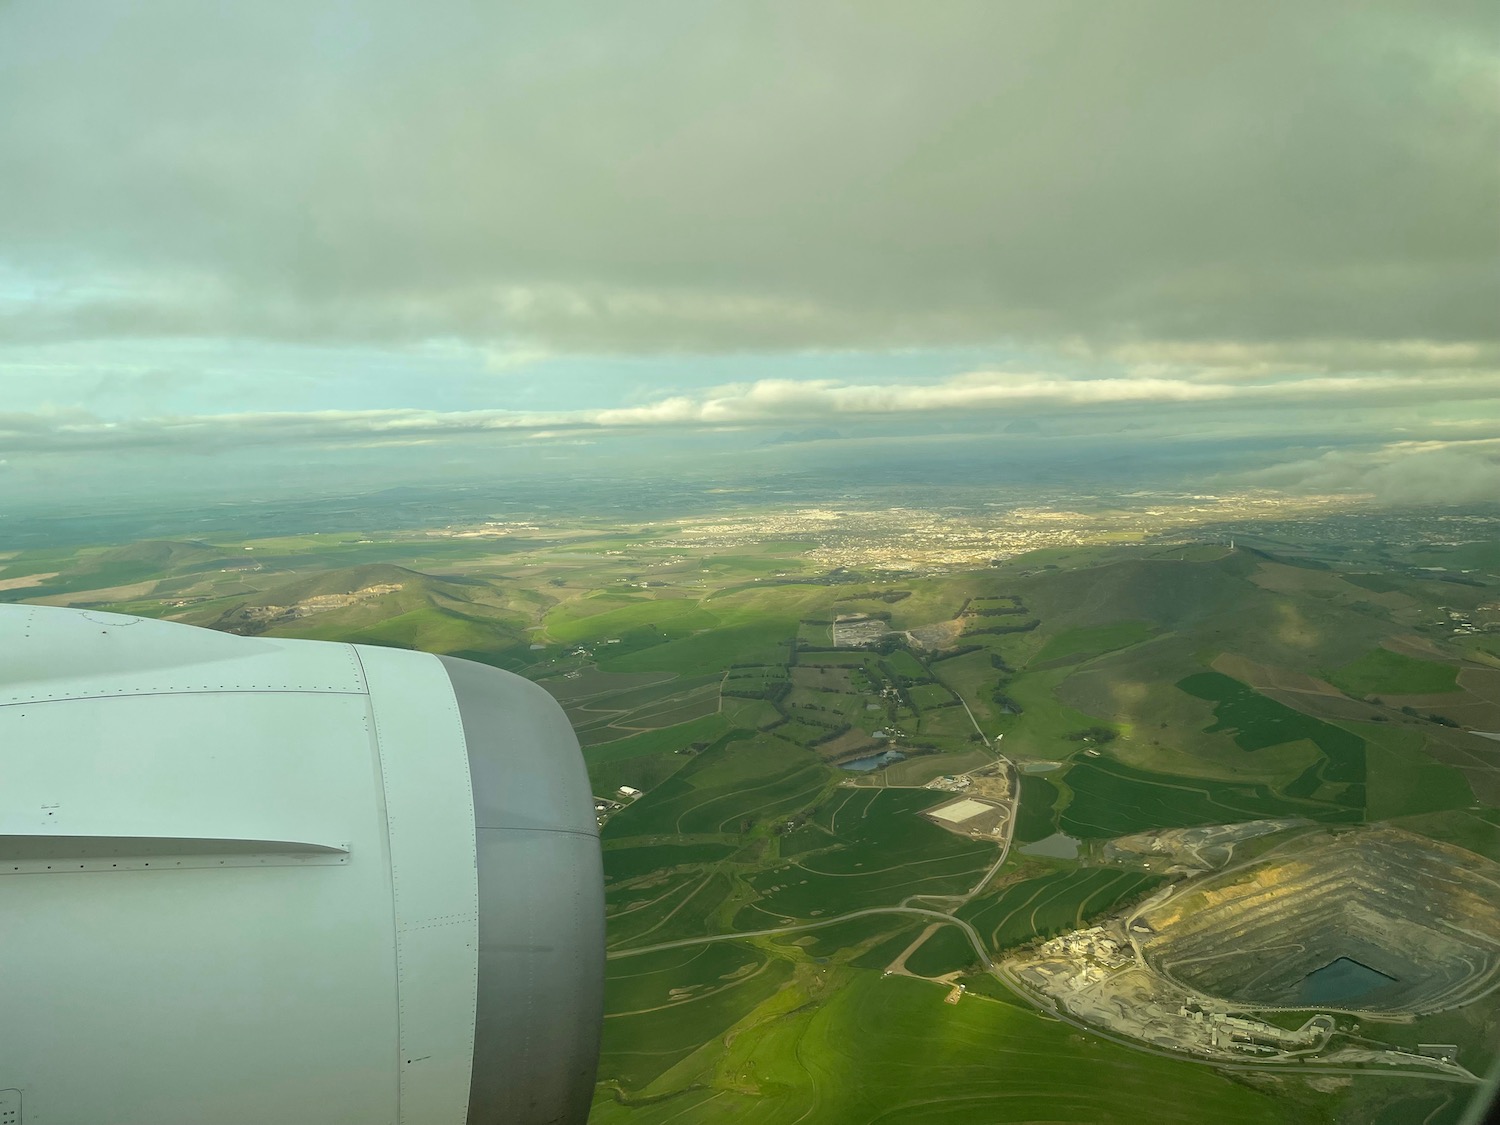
[0,604,604,1125]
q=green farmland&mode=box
[1327,648,1461,696]
[604,736,830,839]
[1012,775,1061,843]
[600,944,795,1089]
[1034,619,1156,664]
[1176,671,1366,811]
[903,923,982,977]
[605,871,738,949]
[1059,756,1362,839]
[593,971,1310,1124]
[602,841,742,883]
[740,788,997,924]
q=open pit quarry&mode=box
[217,584,405,632]
[1006,825,1500,1073]
[1133,826,1500,1015]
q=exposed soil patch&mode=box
[35,579,160,606]
[0,571,58,592]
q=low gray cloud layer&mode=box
[1248,440,1500,505]
[1,1,1495,355]
[2,366,1494,454]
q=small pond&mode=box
[840,749,907,772]
[1300,957,1398,1005]
[1020,833,1082,859]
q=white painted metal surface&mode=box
[357,644,479,1125]
[0,603,367,707]
[0,605,480,1125]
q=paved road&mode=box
[927,660,1017,902]
[608,904,994,971]
[952,692,985,743]
[963,757,1016,901]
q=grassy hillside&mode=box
[593,970,1318,1124]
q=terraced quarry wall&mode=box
[1136,828,1500,1014]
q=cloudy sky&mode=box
[1,1,1496,505]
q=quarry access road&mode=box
[961,763,1017,902]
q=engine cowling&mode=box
[0,604,604,1125]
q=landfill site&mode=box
[916,763,1012,840]
[922,793,1009,839]
[1005,825,1500,1076]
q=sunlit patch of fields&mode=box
[593,971,1309,1124]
